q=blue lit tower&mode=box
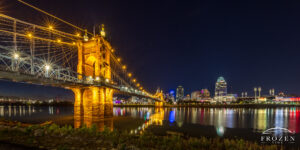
[215,76,227,97]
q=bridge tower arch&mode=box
[73,36,113,118]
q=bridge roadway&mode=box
[0,69,163,102]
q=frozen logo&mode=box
[260,127,295,144]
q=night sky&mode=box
[1,0,300,99]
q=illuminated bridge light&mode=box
[122,65,126,70]
[13,53,19,60]
[45,64,51,71]
[128,73,132,77]
[27,33,33,38]
[133,79,136,83]
[48,25,53,30]
[105,78,109,83]
[117,58,121,62]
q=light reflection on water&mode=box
[0,105,299,139]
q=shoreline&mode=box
[0,120,281,150]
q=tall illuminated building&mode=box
[176,86,184,102]
[215,76,227,97]
[201,89,210,98]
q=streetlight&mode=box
[13,53,19,60]
[128,73,132,77]
[45,64,51,71]
[48,25,53,30]
[27,33,33,38]
[44,64,51,77]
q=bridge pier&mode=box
[72,87,113,119]
[155,102,164,107]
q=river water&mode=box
[0,105,299,145]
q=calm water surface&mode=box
[0,105,300,143]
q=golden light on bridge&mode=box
[122,65,126,70]
[137,83,140,87]
[57,39,62,43]
[117,58,121,62]
[76,33,80,37]
[72,42,76,45]
[48,25,54,30]
[111,49,115,53]
[133,79,136,83]
[128,73,132,77]
[27,33,33,38]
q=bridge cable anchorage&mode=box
[17,0,93,36]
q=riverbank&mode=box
[0,120,281,150]
[114,103,300,108]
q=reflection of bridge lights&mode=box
[13,53,19,59]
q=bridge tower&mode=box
[72,33,114,119]
[154,88,165,107]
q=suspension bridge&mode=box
[0,7,165,118]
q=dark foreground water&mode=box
[0,105,300,146]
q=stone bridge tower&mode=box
[72,34,114,120]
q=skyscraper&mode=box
[215,76,227,97]
[191,91,201,100]
[176,85,184,102]
[201,89,210,98]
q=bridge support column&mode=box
[72,87,114,119]
[155,102,164,107]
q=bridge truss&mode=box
[0,13,162,101]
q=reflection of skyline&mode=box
[0,105,299,135]
[112,107,300,135]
